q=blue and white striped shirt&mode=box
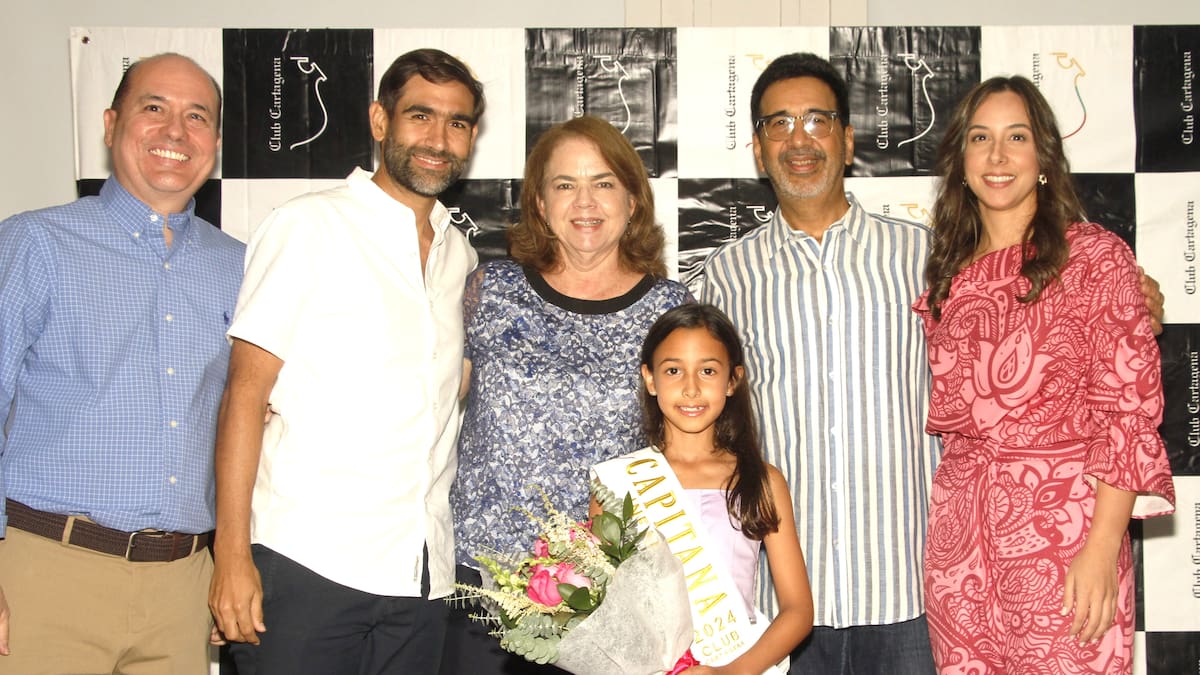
[701,194,940,628]
[0,178,244,535]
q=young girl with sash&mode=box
[592,304,813,674]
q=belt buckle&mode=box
[125,530,166,561]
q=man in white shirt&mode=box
[208,48,482,674]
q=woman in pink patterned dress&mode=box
[913,76,1176,674]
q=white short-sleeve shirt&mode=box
[229,168,477,598]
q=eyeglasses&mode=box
[754,110,840,141]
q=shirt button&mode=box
[168,476,178,485]
[132,232,141,239]
[166,367,175,376]
[163,262,171,270]
[165,314,174,322]
[169,420,178,428]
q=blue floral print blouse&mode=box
[450,259,691,566]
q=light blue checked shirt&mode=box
[0,178,244,535]
[702,195,941,629]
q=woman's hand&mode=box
[1061,480,1135,645]
[1138,267,1165,335]
[1062,543,1119,644]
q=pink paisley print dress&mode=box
[912,223,1175,674]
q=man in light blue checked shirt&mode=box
[0,53,244,674]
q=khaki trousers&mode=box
[0,526,213,675]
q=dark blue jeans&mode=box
[227,544,446,675]
[790,615,936,675]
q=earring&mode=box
[1037,174,1047,186]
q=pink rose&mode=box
[554,562,593,590]
[525,562,594,606]
[533,538,550,559]
[526,566,562,605]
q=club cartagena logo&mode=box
[267,55,331,152]
[596,56,632,133]
[724,56,738,149]
[714,53,771,152]
[1032,51,1088,140]
[748,205,773,224]
[574,55,632,133]
[714,203,772,244]
[897,54,935,149]
[880,200,932,225]
[746,53,771,71]
[875,52,937,151]
[449,207,480,239]
[1182,50,1194,146]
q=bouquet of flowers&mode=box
[454,486,695,674]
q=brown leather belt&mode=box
[5,499,210,563]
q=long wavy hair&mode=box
[639,304,779,540]
[924,76,1084,320]
[509,116,666,277]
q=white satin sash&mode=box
[592,448,786,673]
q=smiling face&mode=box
[752,76,854,207]
[370,75,478,203]
[963,90,1041,231]
[641,326,741,442]
[103,55,221,215]
[536,136,636,268]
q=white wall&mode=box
[866,0,1199,26]
[2,0,1198,216]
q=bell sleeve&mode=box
[1080,227,1175,518]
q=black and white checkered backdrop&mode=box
[69,25,1199,674]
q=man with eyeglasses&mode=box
[701,51,939,674]
[701,52,1161,674]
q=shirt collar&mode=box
[99,177,196,243]
[347,167,452,232]
[765,191,869,256]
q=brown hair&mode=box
[510,116,666,276]
[924,76,1084,320]
[639,304,779,540]
[377,48,485,123]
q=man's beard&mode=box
[382,134,464,197]
[766,147,842,202]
